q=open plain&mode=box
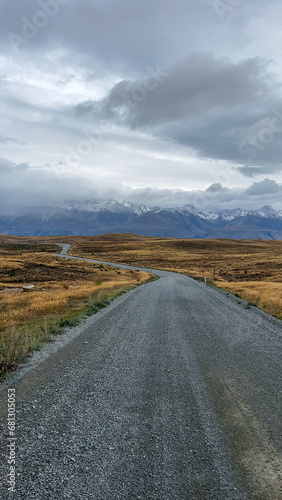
[65,234,282,319]
[0,234,281,499]
[0,235,151,375]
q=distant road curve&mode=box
[0,243,281,499]
[55,242,71,255]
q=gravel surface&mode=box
[0,253,281,499]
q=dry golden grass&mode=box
[1,233,281,376]
[0,237,151,375]
[60,234,282,319]
[218,281,282,319]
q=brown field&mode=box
[68,234,282,320]
[1,233,281,375]
[0,235,151,376]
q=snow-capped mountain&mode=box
[168,205,219,221]
[168,205,282,222]
[1,201,282,239]
[51,199,151,216]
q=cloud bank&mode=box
[1,157,281,213]
[0,0,281,210]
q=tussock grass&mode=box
[1,233,281,376]
[0,288,129,377]
[0,280,135,331]
[0,239,151,376]
[218,281,282,319]
[64,234,282,320]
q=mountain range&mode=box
[1,200,282,239]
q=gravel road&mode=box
[0,252,281,499]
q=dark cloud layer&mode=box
[73,53,282,175]
[0,0,281,209]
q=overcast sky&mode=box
[1,0,282,211]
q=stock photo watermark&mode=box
[213,0,244,21]
[7,388,16,493]
[65,65,169,169]
[238,108,282,161]
[8,0,72,53]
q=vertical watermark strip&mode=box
[7,388,16,493]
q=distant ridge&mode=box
[1,200,282,239]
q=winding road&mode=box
[0,246,281,499]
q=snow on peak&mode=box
[51,199,152,215]
[49,200,282,220]
[168,205,218,220]
[255,205,280,218]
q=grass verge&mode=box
[190,275,282,319]
[215,281,282,320]
[0,240,157,378]
[0,275,157,379]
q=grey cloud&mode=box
[0,158,91,211]
[0,135,26,145]
[78,54,273,124]
[0,157,15,171]
[1,158,282,213]
[0,0,282,212]
[1,0,280,70]
[206,183,225,193]
[245,178,281,195]
[0,0,210,69]
[73,52,282,172]
[58,74,76,86]
[237,164,282,177]
[122,182,282,210]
